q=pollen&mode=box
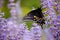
[34,16,37,18]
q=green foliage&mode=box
[26,21,33,30]
[2,0,10,18]
[21,0,41,8]
[14,0,17,3]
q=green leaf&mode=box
[26,21,33,30]
[2,0,10,18]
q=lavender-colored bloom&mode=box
[13,23,27,40]
[0,4,3,8]
[9,0,14,2]
[0,17,7,40]
[48,25,60,40]
[23,29,32,40]
[10,9,17,14]
[44,28,55,40]
[57,15,60,19]
[7,21,20,40]
[8,3,16,9]
[0,18,7,28]
[30,23,42,40]
[18,23,27,35]
[0,0,4,8]
[56,2,60,9]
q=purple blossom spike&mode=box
[9,0,14,2]
[57,15,60,19]
[31,23,42,40]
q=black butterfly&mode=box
[23,7,45,29]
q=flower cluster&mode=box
[49,26,60,40]
[30,23,42,40]
[45,15,60,40]
[0,17,7,40]
[41,0,57,26]
[8,0,17,22]
[6,21,42,40]
[40,0,60,40]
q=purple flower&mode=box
[0,17,7,40]
[8,3,16,9]
[9,0,14,2]
[57,15,60,19]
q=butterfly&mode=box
[23,7,45,29]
